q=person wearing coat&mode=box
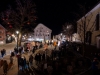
[29,54,33,66]
[3,60,8,75]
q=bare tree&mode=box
[0,0,37,46]
[62,22,74,41]
[76,4,95,44]
[74,3,96,56]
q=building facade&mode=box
[0,24,6,44]
[33,23,52,42]
[77,2,100,48]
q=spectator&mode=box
[1,50,4,57]
[0,59,4,68]
[43,61,47,74]
[3,49,6,55]
[92,58,99,75]
[10,56,13,64]
[3,60,8,75]
[29,54,33,66]
[23,56,27,69]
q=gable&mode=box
[34,23,52,32]
[0,24,6,30]
[77,2,100,23]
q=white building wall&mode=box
[33,23,52,41]
[77,2,100,45]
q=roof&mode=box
[77,1,100,22]
[34,23,52,32]
[0,24,7,31]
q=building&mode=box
[0,24,6,44]
[77,2,100,48]
[33,23,52,42]
[54,33,66,41]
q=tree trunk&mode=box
[18,33,22,46]
[83,22,86,56]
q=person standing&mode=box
[3,60,8,75]
[1,50,4,57]
[23,56,26,69]
[43,61,47,74]
[10,56,13,64]
[92,58,99,75]
[8,56,14,71]
[29,54,33,67]
[3,49,6,55]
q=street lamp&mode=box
[16,31,19,70]
[60,33,62,41]
[16,31,19,51]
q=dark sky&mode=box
[34,0,99,35]
[0,0,99,35]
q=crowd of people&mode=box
[0,41,54,75]
[0,40,94,75]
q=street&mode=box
[0,42,55,75]
[0,42,25,56]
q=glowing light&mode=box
[12,34,15,37]
[7,22,10,24]
[27,22,30,25]
[16,31,19,34]
[0,41,4,44]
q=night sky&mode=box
[0,0,99,35]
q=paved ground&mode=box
[0,42,55,75]
[0,42,25,56]
[0,42,99,75]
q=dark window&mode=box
[40,30,42,32]
[96,14,99,30]
[0,36,2,38]
[0,31,2,34]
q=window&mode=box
[96,14,99,30]
[0,31,2,34]
[40,30,42,32]
[40,27,43,29]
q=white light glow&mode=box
[12,34,15,37]
[16,31,19,34]
[0,41,4,44]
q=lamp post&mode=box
[61,33,62,41]
[16,31,19,51]
[16,31,19,70]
